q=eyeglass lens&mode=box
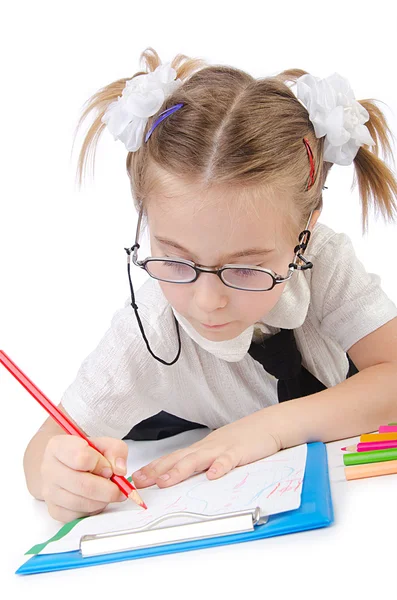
[222,267,273,290]
[145,259,195,282]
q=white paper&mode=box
[29,432,307,555]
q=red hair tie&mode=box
[303,138,315,190]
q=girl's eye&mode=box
[233,269,259,277]
[223,267,274,290]
[162,260,189,272]
[146,259,196,281]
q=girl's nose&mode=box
[193,273,228,313]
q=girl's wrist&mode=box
[254,401,310,451]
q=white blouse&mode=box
[61,222,397,439]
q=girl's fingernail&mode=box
[209,468,217,474]
[134,471,147,481]
[101,467,113,478]
[116,458,126,472]
[159,473,170,481]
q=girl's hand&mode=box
[132,412,282,488]
[41,435,129,522]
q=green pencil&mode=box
[343,446,397,467]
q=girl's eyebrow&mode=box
[154,236,275,260]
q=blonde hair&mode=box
[75,47,397,235]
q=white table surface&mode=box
[3,379,397,600]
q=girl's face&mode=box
[146,182,298,341]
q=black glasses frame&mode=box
[133,256,287,292]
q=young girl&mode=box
[23,48,397,523]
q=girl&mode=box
[24,48,397,523]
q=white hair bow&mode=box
[296,73,375,166]
[102,63,182,152]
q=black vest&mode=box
[123,328,358,441]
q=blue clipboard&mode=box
[16,442,333,575]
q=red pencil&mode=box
[0,350,147,510]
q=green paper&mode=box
[25,475,134,555]
[25,517,88,555]
[343,447,397,467]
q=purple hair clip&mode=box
[145,103,184,143]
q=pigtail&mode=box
[73,48,206,189]
[72,48,166,188]
[353,99,397,232]
[276,71,397,232]
[73,73,147,189]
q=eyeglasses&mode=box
[127,210,314,293]
[133,256,290,292]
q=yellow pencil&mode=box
[344,459,397,481]
[360,432,397,442]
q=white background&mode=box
[1,1,396,597]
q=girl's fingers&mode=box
[155,451,214,487]
[206,453,237,479]
[46,435,110,476]
[46,484,109,515]
[132,450,190,487]
[90,437,129,476]
[46,501,105,523]
[132,442,241,488]
[44,457,122,504]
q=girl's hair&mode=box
[75,47,397,235]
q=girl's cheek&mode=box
[159,282,192,312]
[237,287,284,321]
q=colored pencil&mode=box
[343,447,397,467]
[388,422,397,425]
[342,440,397,452]
[0,350,147,510]
[360,432,397,443]
[344,459,397,481]
[379,425,397,433]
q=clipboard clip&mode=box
[80,507,268,557]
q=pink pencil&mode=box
[342,440,397,452]
[379,425,397,433]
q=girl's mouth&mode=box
[200,322,231,330]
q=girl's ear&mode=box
[308,209,321,230]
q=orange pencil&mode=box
[0,349,147,509]
[345,459,397,481]
[360,432,397,443]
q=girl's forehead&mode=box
[145,181,292,251]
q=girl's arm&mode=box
[261,316,397,447]
[132,317,397,488]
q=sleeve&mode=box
[310,231,397,353]
[61,297,168,439]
